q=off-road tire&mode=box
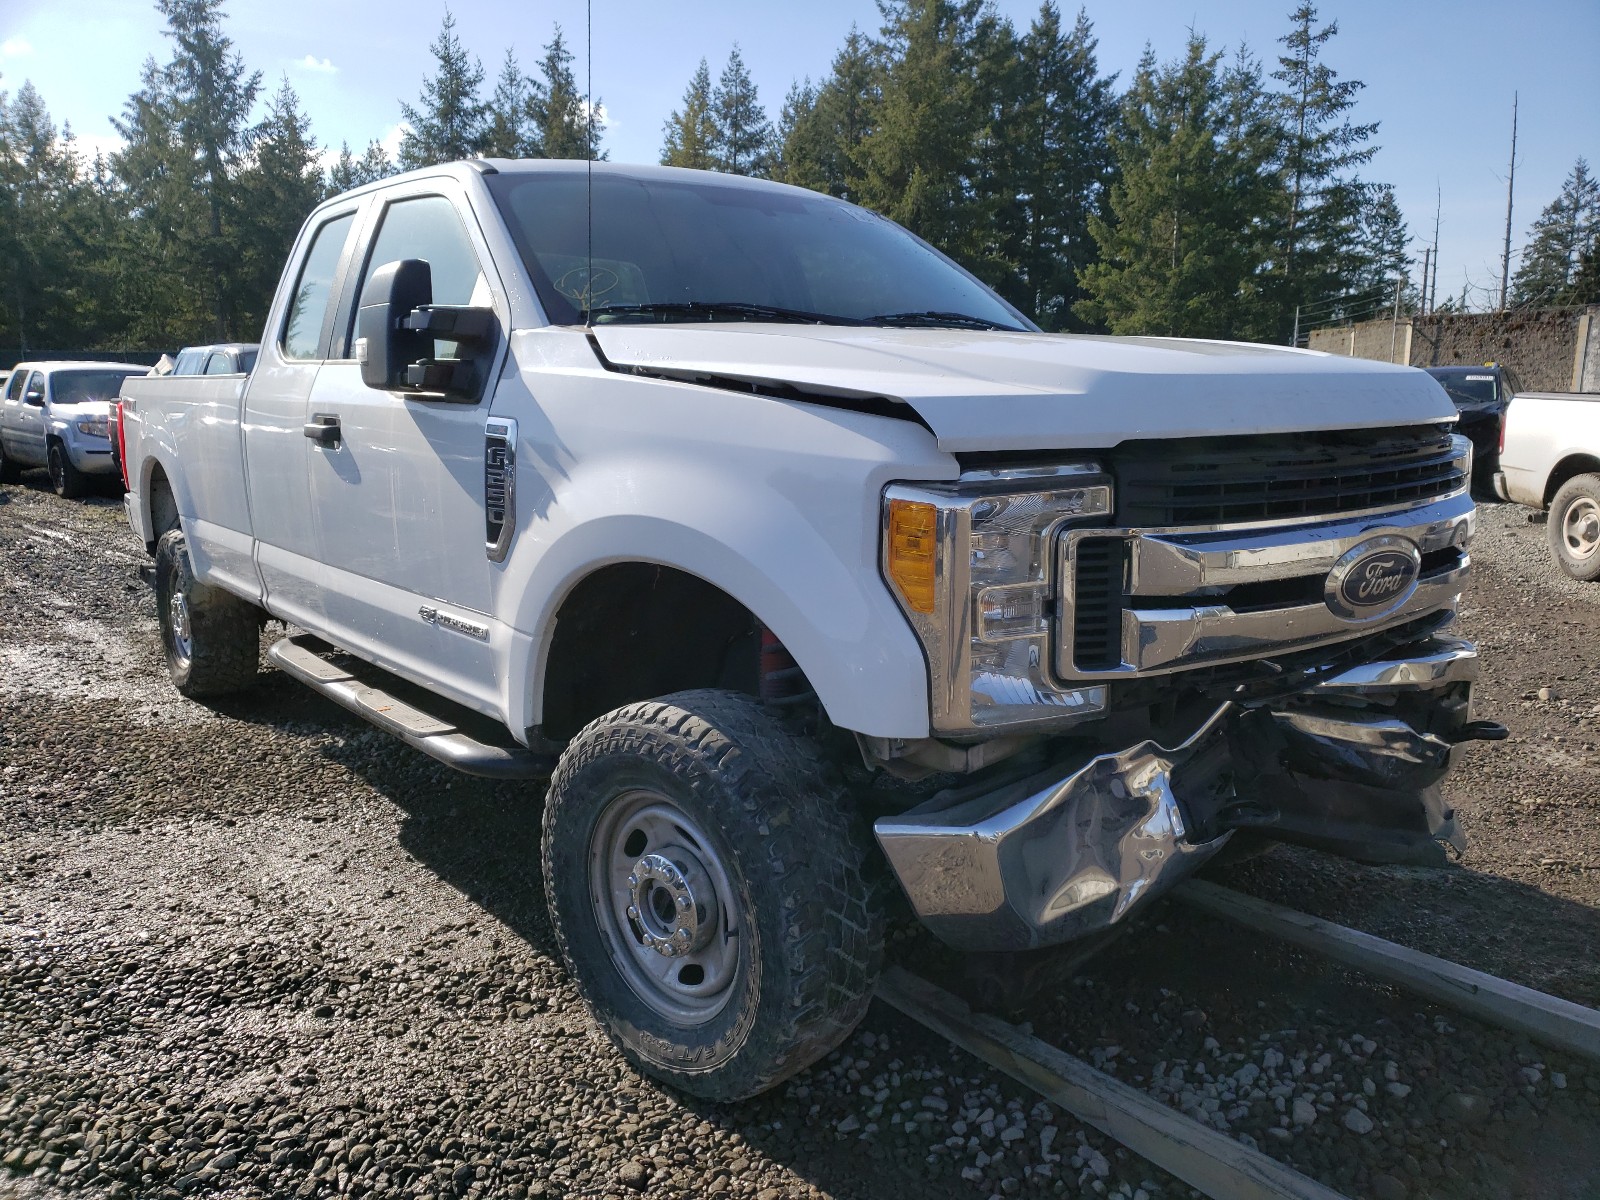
[542,688,883,1101]
[154,529,261,697]
[0,438,20,484]
[48,441,87,498]
[1548,473,1600,582]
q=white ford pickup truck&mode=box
[121,160,1501,1100]
[1493,391,1600,579]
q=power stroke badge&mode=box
[1324,535,1422,621]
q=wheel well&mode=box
[539,564,768,742]
[1545,455,1600,507]
[146,462,179,552]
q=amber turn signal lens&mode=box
[887,499,938,614]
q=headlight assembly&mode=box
[883,466,1112,734]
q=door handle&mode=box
[303,414,341,448]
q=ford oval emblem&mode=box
[1324,536,1422,621]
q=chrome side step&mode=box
[267,634,551,780]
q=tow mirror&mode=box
[355,258,495,399]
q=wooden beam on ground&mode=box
[875,967,1351,1200]
[1175,879,1600,1065]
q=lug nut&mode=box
[626,905,640,921]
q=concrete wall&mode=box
[1309,305,1600,393]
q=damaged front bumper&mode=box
[874,636,1496,951]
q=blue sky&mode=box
[3,0,1597,314]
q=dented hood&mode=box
[588,325,1456,453]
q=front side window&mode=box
[203,353,231,375]
[347,194,489,357]
[284,212,356,360]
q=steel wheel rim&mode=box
[1562,496,1600,561]
[588,788,741,1025]
[168,590,193,664]
[49,448,64,492]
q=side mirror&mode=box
[355,258,495,399]
[24,389,44,406]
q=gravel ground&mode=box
[2,476,1598,1200]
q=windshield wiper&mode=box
[588,301,863,326]
[866,310,1016,331]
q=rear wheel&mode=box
[1548,473,1600,582]
[0,438,19,484]
[542,689,882,1101]
[48,441,86,498]
[154,529,261,697]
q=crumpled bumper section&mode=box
[875,637,1490,951]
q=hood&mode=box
[589,325,1456,453]
[49,399,113,420]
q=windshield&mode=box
[1425,369,1501,407]
[50,369,141,404]
[487,171,1031,331]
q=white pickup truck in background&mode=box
[1494,391,1600,579]
[118,160,1502,1101]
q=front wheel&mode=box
[1548,473,1600,582]
[154,529,261,697]
[48,442,87,498]
[542,689,883,1101]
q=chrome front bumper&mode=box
[875,636,1483,951]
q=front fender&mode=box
[491,344,955,740]
[507,509,931,739]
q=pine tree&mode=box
[856,0,1003,269]
[775,28,877,201]
[155,0,263,338]
[1354,183,1411,311]
[235,78,323,335]
[109,56,213,346]
[661,59,717,169]
[1271,2,1378,330]
[997,4,1116,329]
[483,48,531,158]
[1511,158,1599,307]
[1076,36,1280,339]
[0,83,93,353]
[530,26,601,160]
[712,46,773,176]
[1566,232,1600,306]
[398,10,488,168]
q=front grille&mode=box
[1108,425,1464,527]
[1072,537,1126,671]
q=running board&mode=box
[266,634,551,780]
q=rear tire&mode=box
[48,442,86,498]
[0,438,20,484]
[1548,473,1600,582]
[154,529,261,697]
[542,688,883,1101]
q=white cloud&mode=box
[380,121,409,161]
[1,36,34,58]
[70,132,125,164]
[295,54,337,74]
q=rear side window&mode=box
[283,212,355,360]
[173,348,206,375]
[3,370,23,401]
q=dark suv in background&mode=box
[1424,364,1517,494]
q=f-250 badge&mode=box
[418,605,490,642]
[1324,535,1422,621]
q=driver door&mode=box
[305,182,508,713]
